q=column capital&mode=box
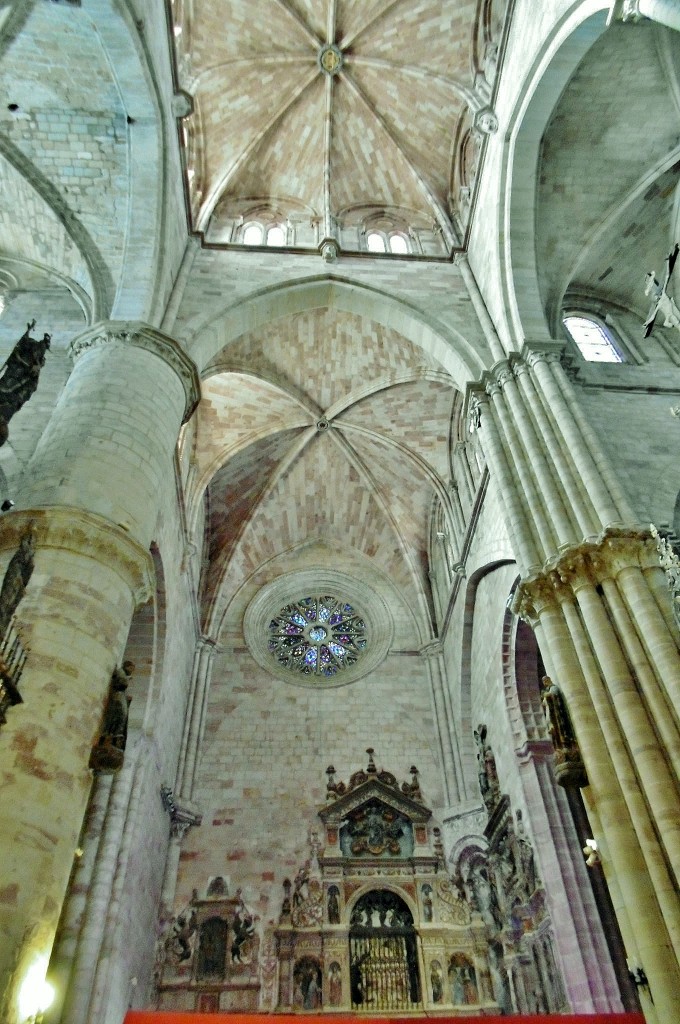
[523,345,563,369]
[0,506,153,605]
[493,362,514,389]
[69,320,201,424]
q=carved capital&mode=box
[524,347,562,371]
[557,551,596,592]
[511,574,557,623]
[494,364,514,389]
[69,320,201,424]
[512,360,531,380]
[0,507,153,604]
[598,531,659,578]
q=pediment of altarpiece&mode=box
[318,758,435,864]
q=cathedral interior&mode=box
[0,1,679,1022]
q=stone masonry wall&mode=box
[174,649,445,931]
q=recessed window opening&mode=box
[242,222,263,245]
[563,315,622,363]
[266,225,285,246]
[389,233,409,254]
[366,231,386,253]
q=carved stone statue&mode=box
[89,660,134,772]
[474,724,501,813]
[541,676,587,787]
[0,527,35,638]
[0,320,51,446]
[165,908,198,965]
[644,243,679,337]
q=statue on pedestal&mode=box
[541,676,588,787]
[0,320,51,446]
[644,243,679,337]
[89,661,134,772]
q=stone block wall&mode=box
[174,649,446,928]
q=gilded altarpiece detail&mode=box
[275,753,501,1014]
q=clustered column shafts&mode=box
[528,591,668,1024]
[471,347,680,1022]
[47,774,114,1024]
[59,751,139,1024]
[86,751,150,1024]
[176,636,216,798]
[513,361,597,539]
[475,392,540,571]
[488,376,557,561]
[497,365,573,549]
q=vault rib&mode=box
[197,67,320,231]
[347,55,476,107]
[339,69,456,249]
[328,427,435,634]
[339,0,407,51]
[271,0,322,47]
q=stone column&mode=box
[487,375,556,560]
[525,350,630,528]
[47,774,114,1024]
[55,744,140,1024]
[515,741,622,1012]
[472,391,540,572]
[514,576,676,1022]
[0,321,199,1024]
[420,641,462,804]
[176,636,217,800]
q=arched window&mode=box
[266,224,285,246]
[562,314,622,363]
[389,233,409,254]
[242,222,263,245]
[366,231,386,253]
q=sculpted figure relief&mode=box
[89,661,134,773]
[0,528,35,637]
[0,320,51,445]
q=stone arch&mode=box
[501,578,546,749]
[345,882,418,922]
[0,142,103,317]
[187,275,489,388]
[458,558,516,800]
[500,2,610,343]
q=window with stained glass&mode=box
[268,596,367,678]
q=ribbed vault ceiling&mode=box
[173,0,508,247]
[189,308,456,639]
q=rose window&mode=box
[268,596,367,678]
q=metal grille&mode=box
[349,932,420,1010]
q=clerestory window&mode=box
[562,314,623,363]
[242,222,264,245]
[366,230,410,255]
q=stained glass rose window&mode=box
[268,596,367,678]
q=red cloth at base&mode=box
[125,1013,645,1024]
